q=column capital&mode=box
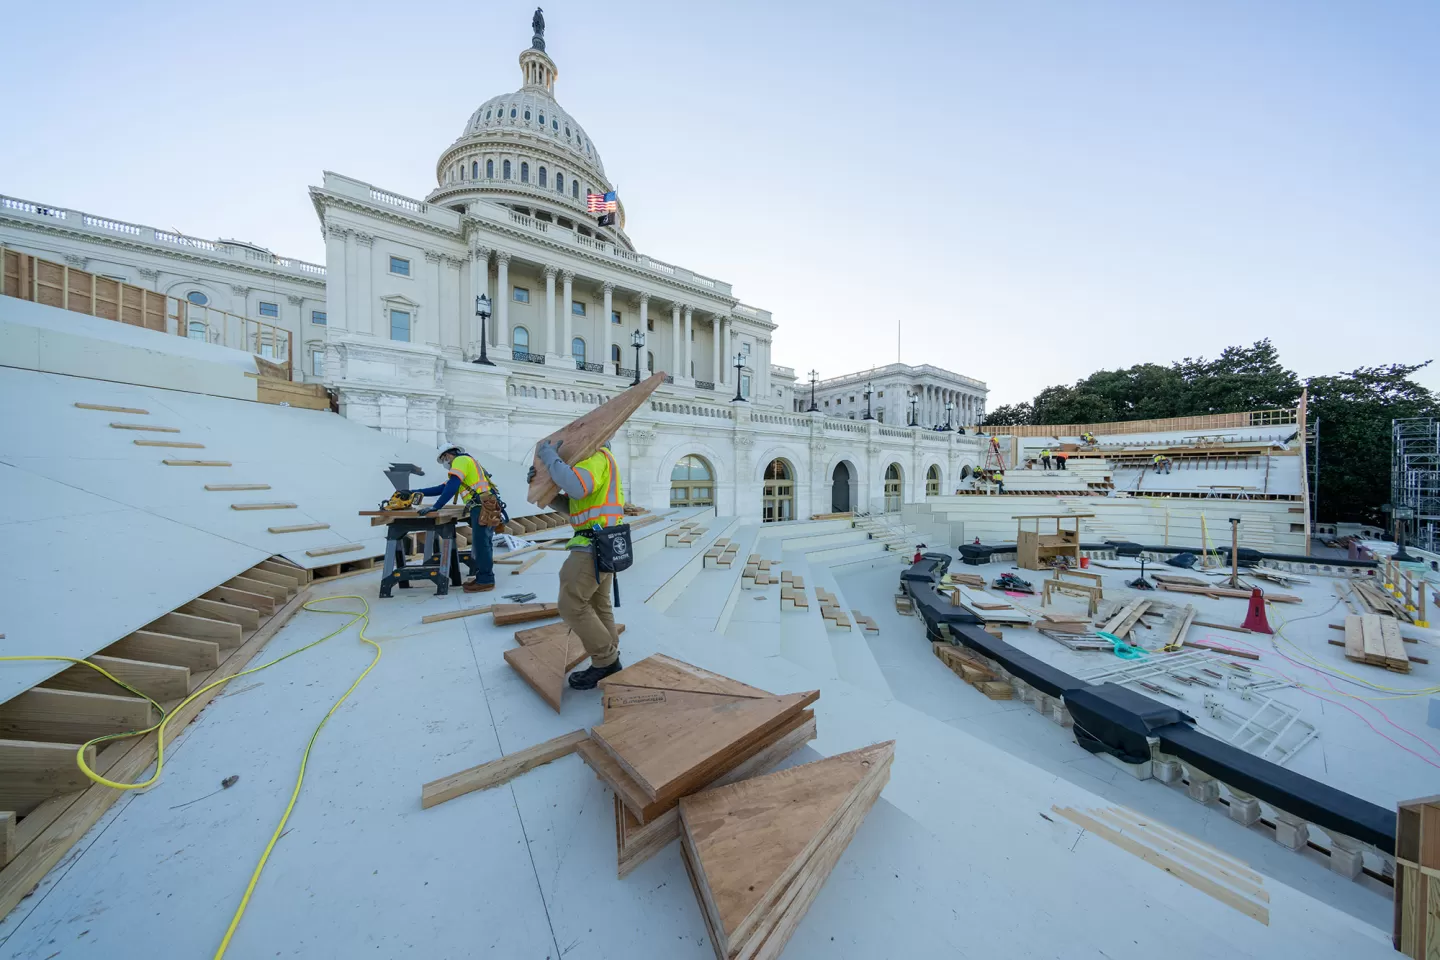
[287,294,305,306]
[543,265,559,281]
[442,253,466,268]
[325,223,351,239]
[469,245,490,263]
[602,280,615,294]
[230,284,251,296]
[560,269,575,283]
[424,250,443,264]
[494,250,511,266]
[636,291,651,306]
[682,304,693,316]
[354,232,374,247]
[137,267,160,281]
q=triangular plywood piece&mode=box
[597,653,771,699]
[591,691,819,802]
[515,622,626,647]
[601,684,758,723]
[680,742,894,959]
[527,371,667,506]
[503,632,590,711]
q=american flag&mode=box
[586,190,618,213]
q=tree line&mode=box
[981,340,1437,526]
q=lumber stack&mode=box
[931,643,1013,699]
[1342,614,1409,673]
[1351,579,1416,623]
[574,655,819,877]
[680,741,895,960]
[1099,598,1151,640]
[1157,583,1301,603]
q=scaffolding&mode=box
[1392,417,1440,552]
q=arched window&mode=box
[520,162,529,183]
[187,320,207,340]
[186,291,208,306]
[471,161,478,179]
[510,107,516,118]
[571,337,586,366]
[671,455,715,507]
[512,325,530,355]
[538,113,545,126]
[523,109,531,120]
[647,351,654,373]
[763,459,795,523]
[884,463,903,513]
[572,181,580,199]
[539,166,547,187]
[556,173,564,194]
[486,159,494,178]
[610,343,621,364]
[926,464,941,497]
[503,160,512,180]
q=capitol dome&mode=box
[427,14,629,249]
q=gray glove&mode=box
[536,439,564,467]
[526,465,536,484]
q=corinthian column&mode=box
[543,265,558,357]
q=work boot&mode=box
[568,660,622,690]
[463,580,494,593]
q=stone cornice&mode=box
[0,209,326,289]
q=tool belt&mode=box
[577,522,633,607]
[459,475,508,530]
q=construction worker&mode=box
[1040,448,1052,470]
[1081,431,1097,446]
[1152,453,1172,475]
[993,467,1005,494]
[530,440,626,690]
[1054,452,1068,470]
[416,445,498,593]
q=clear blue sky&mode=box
[4,1,1436,403]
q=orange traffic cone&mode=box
[1241,588,1272,634]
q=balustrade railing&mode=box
[694,380,715,390]
[511,349,546,365]
[576,360,605,373]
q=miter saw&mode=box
[379,462,426,511]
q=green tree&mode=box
[1173,340,1302,414]
[982,402,1034,426]
[1306,362,1438,526]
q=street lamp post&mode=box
[944,400,954,431]
[908,392,919,426]
[807,369,819,412]
[630,329,645,386]
[862,381,875,420]
[472,294,493,365]
[732,352,747,402]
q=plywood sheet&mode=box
[597,654,773,699]
[502,632,589,712]
[526,371,665,506]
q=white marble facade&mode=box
[805,363,988,429]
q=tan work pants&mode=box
[557,550,619,667]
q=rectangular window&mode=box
[258,301,278,318]
[878,390,884,398]
[741,340,751,355]
[741,374,751,399]
[390,310,411,342]
[646,316,654,331]
[312,352,324,376]
[390,256,410,276]
[611,310,621,325]
[311,310,326,325]
[571,301,586,316]
[513,286,530,303]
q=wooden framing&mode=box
[1041,578,1100,616]
[41,656,189,702]
[1396,794,1440,956]
[1013,514,1090,571]
[0,689,155,744]
[178,597,260,631]
[0,741,99,817]
[306,543,364,558]
[421,730,589,809]
[106,631,221,673]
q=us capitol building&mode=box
[0,12,988,520]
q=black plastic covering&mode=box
[1066,683,1193,764]
[1157,723,1395,853]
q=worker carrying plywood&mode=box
[1152,453,1172,475]
[528,440,628,690]
[1081,431,1097,446]
[416,444,501,593]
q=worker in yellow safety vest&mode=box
[1040,448,1053,470]
[529,439,626,689]
[1081,432,1097,446]
[1152,453,1172,475]
[416,444,497,593]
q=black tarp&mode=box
[1065,683,1193,764]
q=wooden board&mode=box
[1344,616,1366,661]
[1151,574,1209,586]
[109,422,178,432]
[0,811,12,867]
[514,622,625,647]
[597,654,770,700]
[526,371,666,506]
[420,604,495,625]
[0,740,99,817]
[679,741,894,959]
[145,611,243,647]
[74,402,147,414]
[0,688,154,745]
[591,691,819,803]
[491,602,560,626]
[230,502,298,511]
[268,523,329,533]
[40,655,189,702]
[205,584,278,615]
[503,632,591,711]
[225,575,288,601]
[161,460,232,467]
[133,439,204,449]
[305,543,364,558]
[178,597,261,631]
[1102,599,1151,639]
[1183,639,1261,661]
[1158,583,1302,603]
[421,730,588,809]
[205,484,271,492]
[602,685,754,723]
[106,631,221,673]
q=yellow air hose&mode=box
[0,594,383,958]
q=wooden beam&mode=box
[268,523,328,533]
[0,740,98,817]
[420,604,495,625]
[107,631,221,673]
[74,402,147,414]
[0,688,154,744]
[306,543,364,558]
[256,559,309,586]
[236,568,298,593]
[527,371,666,506]
[230,502,298,511]
[225,575,287,601]
[205,484,271,492]
[0,811,12,867]
[511,553,543,575]
[162,460,232,467]
[421,730,588,809]
[1183,639,1261,661]
[494,544,540,562]
[145,611,243,647]
[204,584,278,615]
[179,597,260,631]
[41,655,190,701]
[133,440,205,449]
[109,422,179,432]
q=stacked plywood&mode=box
[679,741,895,960]
[1342,614,1410,673]
[931,643,1013,699]
[575,655,819,877]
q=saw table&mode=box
[360,505,472,597]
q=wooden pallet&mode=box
[1343,614,1409,672]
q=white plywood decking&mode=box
[0,564,1395,959]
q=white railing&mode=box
[156,231,218,251]
[641,256,676,276]
[2,196,65,219]
[734,304,760,317]
[82,214,143,236]
[370,188,425,213]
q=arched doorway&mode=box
[926,464,941,497]
[884,463,903,513]
[670,455,714,508]
[831,461,856,513]
[762,459,795,523]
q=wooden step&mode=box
[0,689,155,744]
[134,440,204,449]
[110,422,178,433]
[163,460,232,467]
[0,739,99,817]
[75,402,147,414]
[230,502,298,511]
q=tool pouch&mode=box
[478,494,504,530]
